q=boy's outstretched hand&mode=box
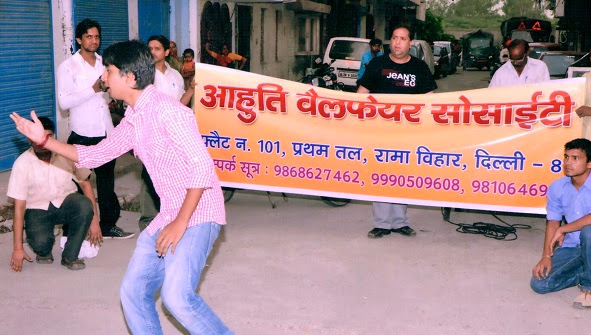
[10,111,45,144]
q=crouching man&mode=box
[8,117,100,272]
[531,138,591,309]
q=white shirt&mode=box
[489,57,550,88]
[153,62,185,100]
[7,148,91,210]
[57,51,113,137]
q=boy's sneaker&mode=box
[573,290,591,309]
[103,226,135,239]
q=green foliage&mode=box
[503,0,547,18]
[449,0,497,16]
[444,16,504,29]
[415,10,445,43]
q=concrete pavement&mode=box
[1,71,589,334]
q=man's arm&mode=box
[532,219,560,280]
[11,111,79,162]
[10,199,32,272]
[549,213,591,250]
[239,56,247,70]
[576,106,591,117]
[180,81,195,106]
[155,188,204,257]
[57,62,103,110]
[78,178,102,246]
[204,42,218,59]
[357,85,370,94]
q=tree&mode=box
[427,0,450,17]
[502,0,547,18]
[448,0,497,17]
[415,10,445,43]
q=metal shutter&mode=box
[73,0,129,54]
[0,0,55,171]
[138,0,170,43]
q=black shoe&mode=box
[103,226,135,239]
[36,254,54,264]
[391,226,416,236]
[368,228,391,238]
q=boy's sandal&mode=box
[61,258,85,270]
[36,255,54,264]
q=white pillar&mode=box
[189,0,199,60]
[128,0,139,39]
[52,0,74,140]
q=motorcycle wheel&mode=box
[321,197,351,207]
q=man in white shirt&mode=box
[489,39,550,87]
[56,18,133,239]
[8,117,100,272]
[138,35,195,230]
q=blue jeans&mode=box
[531,226,591,293]
[120,222,233,335]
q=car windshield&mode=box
[433,46,442,56]
[542,54,584,77]
[469,38,490,48]
[328,41,369,61]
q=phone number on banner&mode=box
[272,165,547,197]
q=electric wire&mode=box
[442,208,532,241]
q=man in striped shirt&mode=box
[10,40,232,334]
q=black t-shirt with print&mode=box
[357,54,437,94]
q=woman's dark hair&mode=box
[103,40,155,89]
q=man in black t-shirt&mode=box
[357,24,437,239]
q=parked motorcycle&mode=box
[300,62,344,91]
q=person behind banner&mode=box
[358,38,383,81]
[205,41,248,70]
[10,40,232,333]
[531,138,591,309]
[489,39,550,88]
[576,71,591,139]
[357,24,437,239]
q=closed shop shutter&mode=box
[74,0,129,54]
[138,0,170,42]
[0,0,54,171]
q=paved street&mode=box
[1,69,589,334]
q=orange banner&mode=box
[194,63,586,214]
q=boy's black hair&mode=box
[102,40,155,90]
[37,116,55,132]
[565,138,591,162]
[75,18,101,39]
[183,48,195,57]
[147,35,170,51]
[369,38,382,46]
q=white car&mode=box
[322,37,370,91]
